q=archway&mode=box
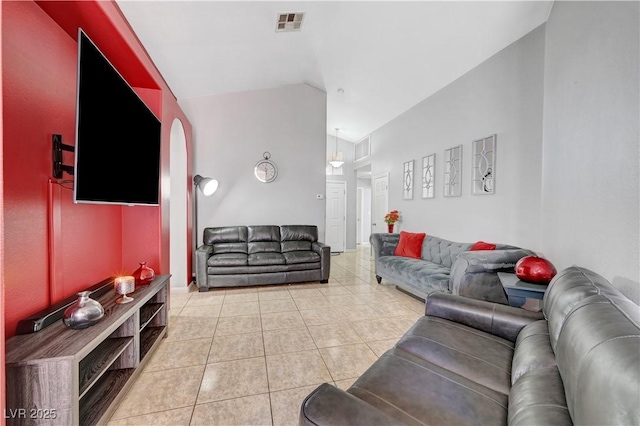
[169,118,188,289]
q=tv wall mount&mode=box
[52,134,75,179]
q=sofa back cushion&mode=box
[248,225,281,242]
[204,226,248,254]
[204,226,248,245]
[543,266,640,425]
[248,226,281,254]
[421,235,472,267]
[280,225,317,252]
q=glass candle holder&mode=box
[115,276,135,304]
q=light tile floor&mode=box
[107,245,425,426]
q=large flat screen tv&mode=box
[74,29,161,206]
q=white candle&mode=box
[115,276,135,295]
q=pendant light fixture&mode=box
[329,128,344,168]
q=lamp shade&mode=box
[329,160,344,168]
[194,175,219,196]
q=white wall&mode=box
[179,84,327,241]
[541,1,639,302]
[369,25,546,249]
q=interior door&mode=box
[326,181,346,252]
[372,173,389,234]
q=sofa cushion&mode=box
[508,366,571,425]
[248,252,286,266]
[284,262,321,272]
[212,243,248,255]
[207,253,248,267]
[348,348,508,425]
[421,235,472,267]
[396,316,514,395]
[204,226,248,245]
[394,231,426,258]
[281,225,318,242]
[281,241,313,252]
[511,320,556,385]
[377,256,451,293]
[208,264,287,275]
[248,225,280,242]
[283,251,320,264]
[248,242,281,254]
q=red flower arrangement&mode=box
[384,210,400,224]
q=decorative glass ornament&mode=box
[515,256,557,285]
[62,291,104,329]
[132,261,155,285]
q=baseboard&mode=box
[171,282,196,293]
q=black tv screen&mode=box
[74,29,161,206]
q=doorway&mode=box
[325,181,346,252]
[372,173,389,234]
[169,119,188,289]
[356,185,372,245]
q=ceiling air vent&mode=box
[275,12,305,32]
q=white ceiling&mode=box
[117,1,553,142]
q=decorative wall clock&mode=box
[254,152,278,183]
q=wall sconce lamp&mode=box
[192,174,219,283]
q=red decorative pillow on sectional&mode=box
[394,231,427,259]
[470,241,497,251]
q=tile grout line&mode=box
[258,292,277,426]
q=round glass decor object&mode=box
[62,291,105,329]
[515,256,557,285]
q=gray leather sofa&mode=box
[371,233,533,304]
[195,225,330,291]
[300,266,640,425]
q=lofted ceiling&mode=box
[116,1,553,142]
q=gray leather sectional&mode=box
[195,225,330,291]
[300,266,640,425]
[371,233,533,304]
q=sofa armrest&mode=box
[300,383,400,426]
[449,249,533,304]
[369,233,400,259]
[195,244,213,291]
[425,292,543,342]
[312,242,331,282]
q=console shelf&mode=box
[79,368,135,426]
[79,336,133,398]
[139,302,164,331]
[5,274,170,426]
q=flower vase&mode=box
[387,224,394,233]
[62,291,104,329]
[132,261,155,286]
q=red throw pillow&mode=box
[470,241,497,251]
[394,231,426,259]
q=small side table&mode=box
[498,272,548,312]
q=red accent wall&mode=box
[2,0,194,348]
[0,1,6,422]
